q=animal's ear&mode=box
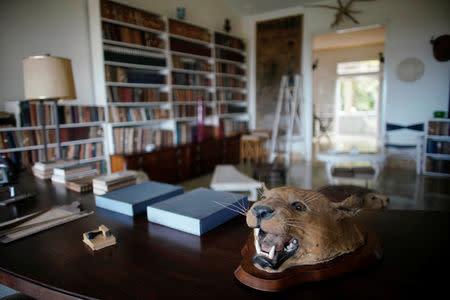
[363,192,389,210]
[331,195,363,219]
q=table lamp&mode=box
[22,55,76,162]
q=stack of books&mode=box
[32,160,78,180]
[95,181,183,216]
[66,175,98,193]
[147,188,248,236]
[92,171,137,195]
[51,163,99,184]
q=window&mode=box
[335,59,381,138]
[339,75,379,112]
[337,60,380,113]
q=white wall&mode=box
[244,0,450,159]
[0,0,94,109]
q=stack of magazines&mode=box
[51,163,98,184]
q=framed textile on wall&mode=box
[256,15,303,129]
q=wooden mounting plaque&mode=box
[234,228,383,292]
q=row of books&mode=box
[425,157,450,174]
[172,89,213,102]
[173,105,213,118]
[172,72,211,86]
[103,45,166,67]
[172,55,212,72]
[93,170,137,195]
[169,19,211,43]
[106,86,168,103]
[0,127,102,150]
[105,65,166,84]
[170,38,211,57]
[216,77,245,88]
[216,90,246,101]
[100,0,165,31]
[112,127,173,154]
[65,142,104,161]
[426,140,450,154]
[19,103,105,126]
[215,48,245,63]
[220,118,248,137]
[5,142,104,167]
[218,105,247,114]
[428,121,450,136]
[216,62,245,75]
[102,23,165,49]
[176,123,219,145]
[215,32,245,51]
[109,107,169,123]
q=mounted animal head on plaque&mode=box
[234,184,388,291]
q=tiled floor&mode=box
[179,161,450,212]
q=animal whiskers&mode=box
[213,193,249,216]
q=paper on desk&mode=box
[0,201,93,244]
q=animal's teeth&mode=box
[254,228,260,240]
[254,237,261,254]
[293,239,298,244]
[268,245,275,259]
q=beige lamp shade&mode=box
[23,55,76,101]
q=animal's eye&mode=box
[291,201,307,212]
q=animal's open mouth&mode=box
[252,228,299,270]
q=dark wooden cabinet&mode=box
[110,135,241,183]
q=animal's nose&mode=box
[252,205,275,220]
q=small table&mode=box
[316,151,384,184]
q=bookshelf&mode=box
[88,0,249,157]
[0,103,107,171]
[422,118,450,177]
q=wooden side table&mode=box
[240,135,266,164]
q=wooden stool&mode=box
[240,135,265,164]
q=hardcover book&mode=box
[147,188,248,236]
[95,181,184,216]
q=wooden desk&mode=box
[0,173,448,299]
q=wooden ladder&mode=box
[268,74,303,166]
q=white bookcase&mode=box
[0,102,108,172]
[87,0,249,156]
[422,118,450,177]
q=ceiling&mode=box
[313,26,386,51]
[220,0,322,16]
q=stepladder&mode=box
[269,74,303,166]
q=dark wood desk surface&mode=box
[0,173,449,299]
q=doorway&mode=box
[312,26,386,153]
